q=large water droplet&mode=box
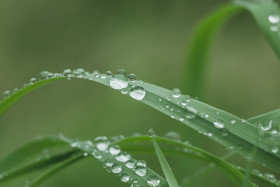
[129,86,146,100]
[136,160,146,167]
[214,120,224,129]
[268,14,280,24]
[147,176,160,186]
[94,136,110,151]
[109,70,128,90]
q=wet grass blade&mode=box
[0,135,168,187]
[151,133,179,187]
[0,69,279,174]
[234,0,280,59]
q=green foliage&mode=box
[1,0,280,186]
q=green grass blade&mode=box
[248,108,280,128]
[0,135,168,187]
[234,0,280,59]
[183,4,242,97]
[117,135,255,187]
[0,69,279,174]
[29,153,84,187]
[150,132,180,187]
[183,0,280,98]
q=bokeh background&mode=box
[0,0,280,186]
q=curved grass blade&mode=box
[183,0,280,98]
[183,4,242,97]
[150,131,179,187]
[0,69,279,173]
[0,134,168,187]
[117,135,280,187]
[234,0,280,59]
[29,152,84,187]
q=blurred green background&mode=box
[0,0,280,186]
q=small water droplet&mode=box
[63,69,72,77]
[270,25,279,32]
[259,120,272,131]
[3,90,11,98]
[268,14,280,24]
[230,120,236,124]
[214,120,224,129]
[125,160,136,168]
[105,158,114,167]
[94,136,110,151]
[121,174,130,182]
[135,166,146,176]
[185,106,197,119]
[164,131,181,141]
[129,86,146,100]
[128,74,137,82]
[272,146,279,153]
[112,164,122,173]
[172,88,181,98]
[116,152,131,162]
[109,145,121,155]
[147,176,160,186]
[136,160,146,167]
[39,71,50,80]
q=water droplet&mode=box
[259,120,272,131]
[30,77,37,84]
[230,120,236,124]
[214,120,224,129]
[106,71,112,76]
[121,174,130,182]
[125,160,136,168]
[270,25,279,32]
[268,14,280,24]
[136,160,146,167]
[272,146,279,153]
[112,164,122,173]
[128,74,137,82]
[3,90,11,98]
[105,158,114,167]
[109,145,121,155]
[135,166,146,176]
[147,176,160,186]
[63,69,72,77]
[172,88,181,98]
[73,68,85,77]
[185,106,197,119]
[206,132,213,137]
[94,136,110,151]
[39,71,50,80]
[129,86,146,100]
[109,70,128,90]
[116,152,131,162]
[164,131,181,141]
